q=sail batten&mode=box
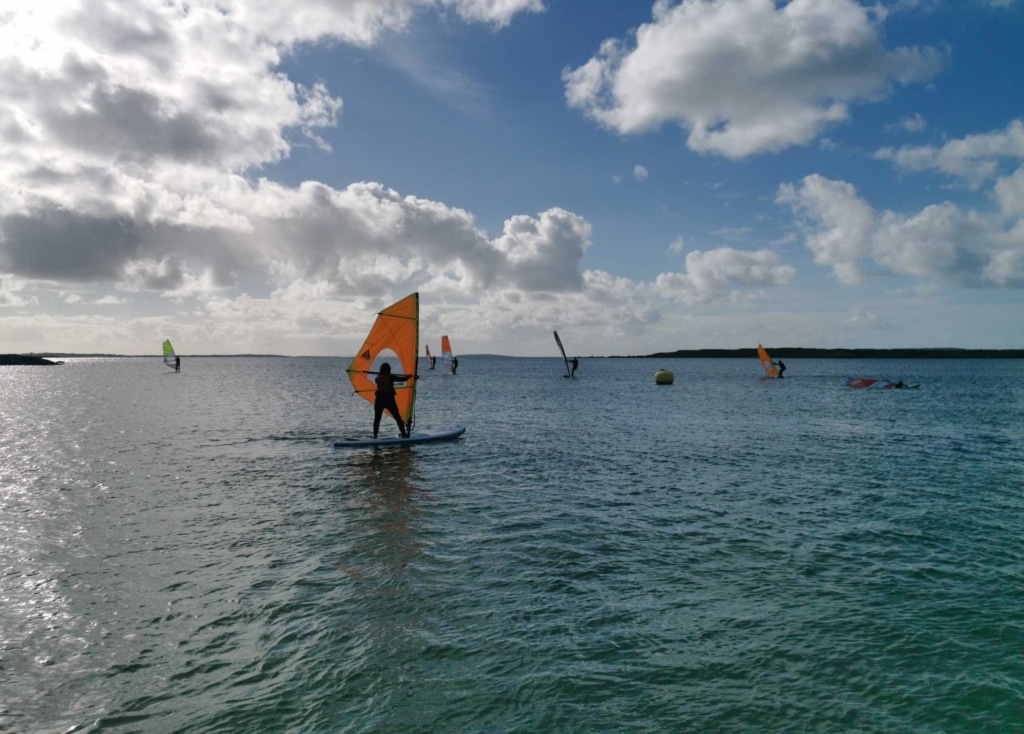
[347,294,419,425]
[758,344,778,377]
[553,331,570,377]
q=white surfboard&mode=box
[333,425,466,449]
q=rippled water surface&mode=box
[2,356,1023,732]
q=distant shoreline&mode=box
[5,348,1024,362]
[633,348,1024,359]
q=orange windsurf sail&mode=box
[441,334,454,373]
[758,344,779,377]
[347,293,419,424]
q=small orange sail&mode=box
[441,334,454,373]
[347,293,419,424]
[758,344,779,377]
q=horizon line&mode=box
[9,347,1024,360]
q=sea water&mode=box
[1,356,1022,733]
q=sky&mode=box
[1,0,1023,357]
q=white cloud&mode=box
[491,208,591,291]
[779,173,1024,286]
[777,175,876,283]
[875,119,1024,188]
[848,306,882,328]
[653,247,796,303]
[0,0,556,304]
[0,275,35,306]
[994,166,1024,219]
[634,164,649,181]
[444,0,545,27]
[899,112,927,133]
[563,0,942,158]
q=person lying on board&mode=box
[373,362,415,439]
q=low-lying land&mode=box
[0,355,65,365]
[636,348,1024,359]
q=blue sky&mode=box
[1,0,1022,356]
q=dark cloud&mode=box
[0,209,247,289]
[0,212,143,281]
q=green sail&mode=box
[163,339,176,369]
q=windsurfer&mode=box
[774,359,786,378]
[452,356,459,375]
[373,362,414,438]
[430,356,436,369]
[570,356,578,377]
[175,355,181,372]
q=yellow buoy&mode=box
[654,369,674,385]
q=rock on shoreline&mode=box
[0,355,65,366]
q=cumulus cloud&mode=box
[634,164,649,181]
[491,208,592,291]
[562,0,942,158]
[779,173,1024,286]
[0,276,35,306]
[875,119,1024,189]
[0,0,551,303]
[444,0,546,27]
[1,177,593,299]
[994,166,1024,220]
[777,175,876,283]
[653,247,795,303]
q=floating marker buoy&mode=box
[655,369,674,385]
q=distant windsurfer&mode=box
[774,359,786,378]
[570,356,578,377]
[373,362,413,439]
[451,356,458,375]
[429,356,436,369]
[175,355,181,372]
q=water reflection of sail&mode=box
[335,450,422,581]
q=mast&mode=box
[553,331,570,377]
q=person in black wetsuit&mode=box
[774,359,786,378]
[373,362,414,438]
[175,355,181,372]
[451,356,459,375]
[570,356,578,377]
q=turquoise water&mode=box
[2,356,1022,733]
